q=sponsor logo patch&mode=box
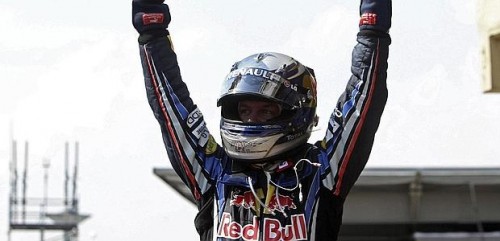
[186,108,203,128]
[359,12,377,26]
[204,135,217,155]
[226,68,282,82]
[193,123,209,143]
[142,13,164,25]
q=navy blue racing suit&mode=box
[135,3,391,241]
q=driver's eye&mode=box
[238,108,250,116]
[260,109,275,118]
[237,101,282,123]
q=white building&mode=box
[478,0,500,93]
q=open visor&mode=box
[217,68,304,109]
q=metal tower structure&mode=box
[8,141,90,241]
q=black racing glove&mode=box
[132,0,171,38]
[359,0,392,33]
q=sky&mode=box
[1,0,500,240]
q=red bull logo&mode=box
[230,191,257,210]
[217,212,308,241]
[230,191,297,214]
[267,194,297,213]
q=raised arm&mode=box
[132,0,223,201]
[319,0,392,198]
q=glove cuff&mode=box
[359,0,392,33]
[132,1,171,35]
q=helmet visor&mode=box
[217,68,302,109]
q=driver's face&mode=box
[238,100,282,123]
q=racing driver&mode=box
[132,0,391,240]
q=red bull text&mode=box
[223,192,306,240]
[217,212,308,241]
